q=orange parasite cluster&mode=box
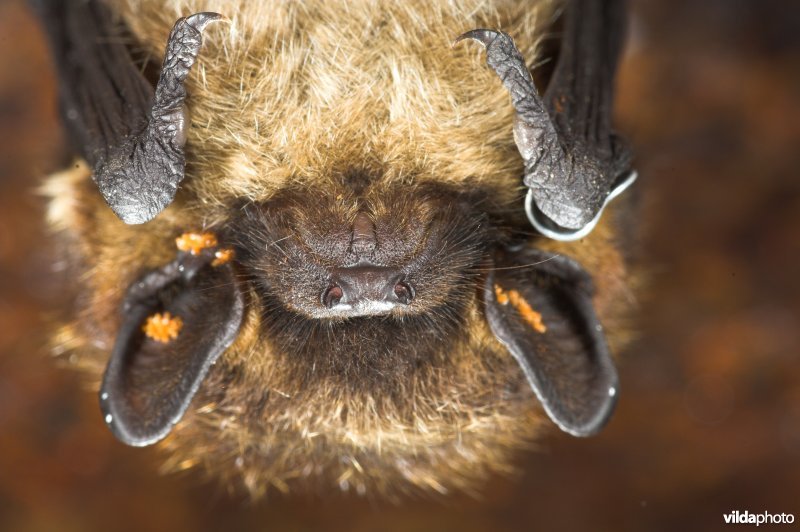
[494,284,547,334]
[142,312,184,343]
[175,231,234,267]
[175,232,218,255]
[211,248,234,267]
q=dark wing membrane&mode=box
[457,0,635,239]
[544,0,631,176]
[31,0,153,168]
[32,0,219,224]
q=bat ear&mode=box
[100,244,244,446]
[484,248,618,436]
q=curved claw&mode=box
[453,29,500,48]
[185,12,223,32]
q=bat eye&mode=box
[393,282,414,305]
[322,284,344,308]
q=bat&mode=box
[34,0,636,496]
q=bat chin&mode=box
[166,297,542,498]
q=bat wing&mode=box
[32,0,152,169]
[32,0,219,224]
[458,0,636,240]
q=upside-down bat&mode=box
[34,0,637,496]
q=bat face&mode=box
[37,0,636,496]
[231,181,491,379]
[234,181,489,322]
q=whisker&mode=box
[471,253,561,272]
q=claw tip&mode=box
[453,29,500,49]
[185,12,224,32]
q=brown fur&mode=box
[44,0,636,497]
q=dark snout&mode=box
[313,211,415,318]
[322,265,414,317]
[243,186,487,321]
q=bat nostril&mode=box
[322,284,344,308]
[322,268,412,314]
[393,281,414,305]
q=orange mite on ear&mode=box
[142,312,184,343]
[212,248,234,267]
[494,284,510,305]
[494,284,547,334]
[175,232,218,255]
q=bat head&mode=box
[40,0,636,497]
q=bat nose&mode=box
[322,266,414,315]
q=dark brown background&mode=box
[1,1,798,530]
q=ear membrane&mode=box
[484,248,619,436]
[100,245,244,446]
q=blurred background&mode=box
[1,0,798,530]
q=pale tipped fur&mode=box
[107,0,559,213]
[44,0,636,497]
